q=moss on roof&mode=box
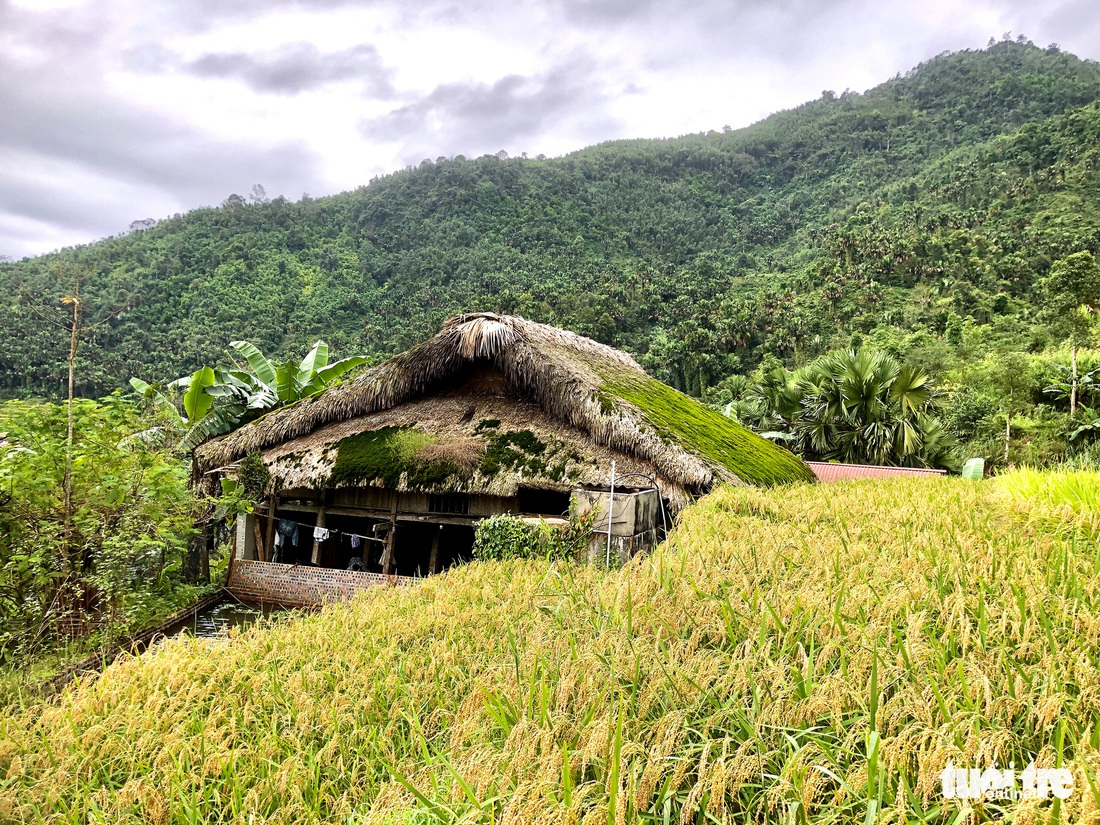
[599,372,815,487]
[330,426,459,489]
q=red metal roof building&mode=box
[805,462,947,483]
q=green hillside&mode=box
[4,39,1100,398]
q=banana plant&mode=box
[228,340,368,405]
[131,340,370,454]
[1044,364,1100,409]
[1069,405,1100,443]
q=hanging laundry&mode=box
[350,534,361,550]
[313,526,332,542]
[277,519,299,547]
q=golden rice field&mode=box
[2,473,1100,824]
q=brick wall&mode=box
[228,559,418,606]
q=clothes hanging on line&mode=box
[276,519,299,546]
[266,518,389,548]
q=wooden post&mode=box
[252,519,266,563]
[382,529,395,575]
[382,494,399,575]
[200,521,210,582]
[428,526,442,575]
[264,495,277,562]
[185,525,203,582]
[363,529,374,569]
[311,505,327,565]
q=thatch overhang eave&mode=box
[251,388,700,511]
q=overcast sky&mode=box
[1,0,1097,260]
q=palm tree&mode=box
[722,349,957,469]
[793,349,955,468]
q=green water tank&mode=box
[961,458,985,480]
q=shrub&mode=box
[0,397,195,663]
[472,511,594,562]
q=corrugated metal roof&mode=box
[805,462,947,483]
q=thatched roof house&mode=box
[198,313,811,501]
[200,314,812,592]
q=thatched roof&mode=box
[195,313,814,494]
[256,389,696,507]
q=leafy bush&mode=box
[472,511,594,563]
[0,397,196,663]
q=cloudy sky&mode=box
[2,0,1097,260]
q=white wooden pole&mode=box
[605,460,616,567]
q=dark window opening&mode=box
[428,493,470,515]
[517,486,571,517]
[393,523,475,577]
[268,509,476,578]
[303,513,389,572]
[270,512,316,566]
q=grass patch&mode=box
[996,466,1100,517]
[330,425,410,488]
[995,466,1100,535]
[3,477,1100,822]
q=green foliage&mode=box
[132,338,369,454]
[472,515,542,561]
[1043,360,1100,407]
[942,386,999,442]
[225,338,370,406]
[237,452,271,500]
[330,426,410,488]
[329,427,459,490]
[1038,250,1100,344]
[471,511,594,562]
[0,398,195,663]
[1069,405,1100,445]
[724,349,959,468]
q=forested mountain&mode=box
[4,38,1100,399]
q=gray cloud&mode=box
[187,43,394,97]
[362,60,620,158]
[0,60,317,196]
[0,0,1096,259]
[553,0,847,30]
[163,0,357,28]
[1012,0,1100,52]
[0,1,114,50]
[0,40,320,258]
